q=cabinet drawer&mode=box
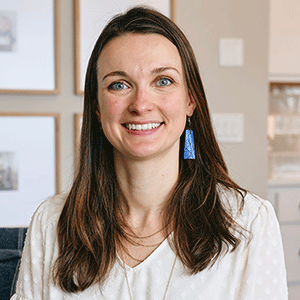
[280,224,300,282]
[277,190,300,222]
[288,284,300,300]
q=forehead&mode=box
[97,33,183,74]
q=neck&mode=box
[114,151,179,230]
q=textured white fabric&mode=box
[11,192,288,300]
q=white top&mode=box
[11,192,288,300]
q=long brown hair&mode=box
[53,6,247,292]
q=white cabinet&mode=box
[289,285,300,300]
[281,225,300,282]
[269,186,300,300]
[277,190,300,222]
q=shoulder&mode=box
[30,193,67,230]
[240,193,276,230]
[219,188,277,231]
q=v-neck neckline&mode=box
[116,234,171,271]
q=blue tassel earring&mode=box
[184,117,195,159]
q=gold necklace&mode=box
[124,225,168,239]
[122,256,177,300]
[121,239,165,263]
[126,235,165,248]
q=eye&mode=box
[156,77,173,87]
[108,81,129,90]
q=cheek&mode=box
[99,99,124,146]
[162,94,189,118]
[161,101,187,137]
[99,98,123,123]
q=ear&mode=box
[186,94,196,117]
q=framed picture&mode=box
[74,113,83,169]
[74,0,175,94]
[0,113,60,226]
[0,0,60,94]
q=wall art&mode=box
[0,0,60,94]
[0,113,60,226]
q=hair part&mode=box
[52,6,247,292]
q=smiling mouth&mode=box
[124,122,163,131]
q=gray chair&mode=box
[0,228,27,300]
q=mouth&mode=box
[123,122,163,131]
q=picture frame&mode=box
[0,0,60,94]
[74,0,175,95]
[0,113,60,226]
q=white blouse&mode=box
[11,192,288,300]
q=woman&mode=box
[11,6,287,300]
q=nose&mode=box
[128,88,154,115]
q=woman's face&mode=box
[97,33,195,160]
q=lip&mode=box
[122,120,163,125]
[122,121,164,135]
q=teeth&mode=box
[126,123,161,131]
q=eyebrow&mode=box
[102,71,128,82]
[151,67,180,75]
[102,67,180,82]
